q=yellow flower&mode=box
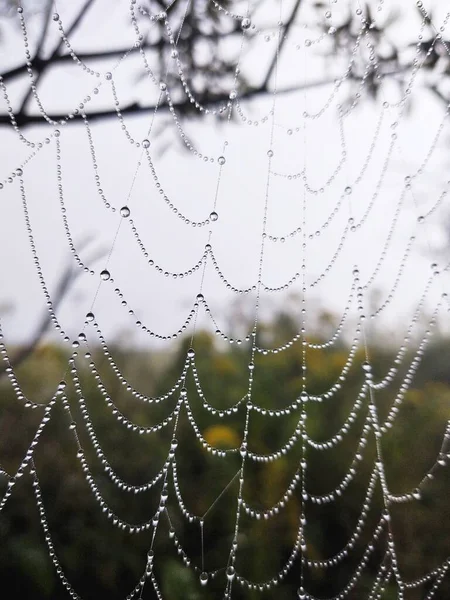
[204,425,240,449]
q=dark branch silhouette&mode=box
[0,75,354,127]
[0,238,105,375]
[261,0,303,90]
[0,1,448,130]
[18,0,53,114]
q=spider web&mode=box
[0,1,450,599]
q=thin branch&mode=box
[59,0,96,43]
[261,0,303,90]
[18,0,53,114]
[0,77,341,127]
[1,47,151,83]
[0,65,416,128]
[16,0,95,116]
[0,239,105,375]
[0,27,246,85]
[429,84,449,104]
[0,265,77,375]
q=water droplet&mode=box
[267,149,274,157]
[218,156,226,165]
[52,12,59,21]
[305,39,312,47]
[171,49,179,59]
[417,215,425,223]
[210,211,219,222]
[142,139,150,149]
[226,565,235,580]
[187,348,195,359]
[105,72,112,80]
[159,82,167,91]
[229,90,237,100]
[200,572,209,586]
[196,293,204,302]
[345,186,352,195]
[100,269,110,281]
[85,312,95,322]
[241,17,251,29]
[120,206,130,218]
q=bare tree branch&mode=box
[0,64,417,129]
[0,0,448,132]
[0,266,77,375]
[0,239,105,375]
[0,76,346,127]
[1,47,154,83]
[0,29,243,84]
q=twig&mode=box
[261,0,303,90]
[0,239,105,375]
[18,0,53,114]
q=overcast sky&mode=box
[0,0,449,349]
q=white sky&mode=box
[0,0,449,349]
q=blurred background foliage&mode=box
[0,304,450,599]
